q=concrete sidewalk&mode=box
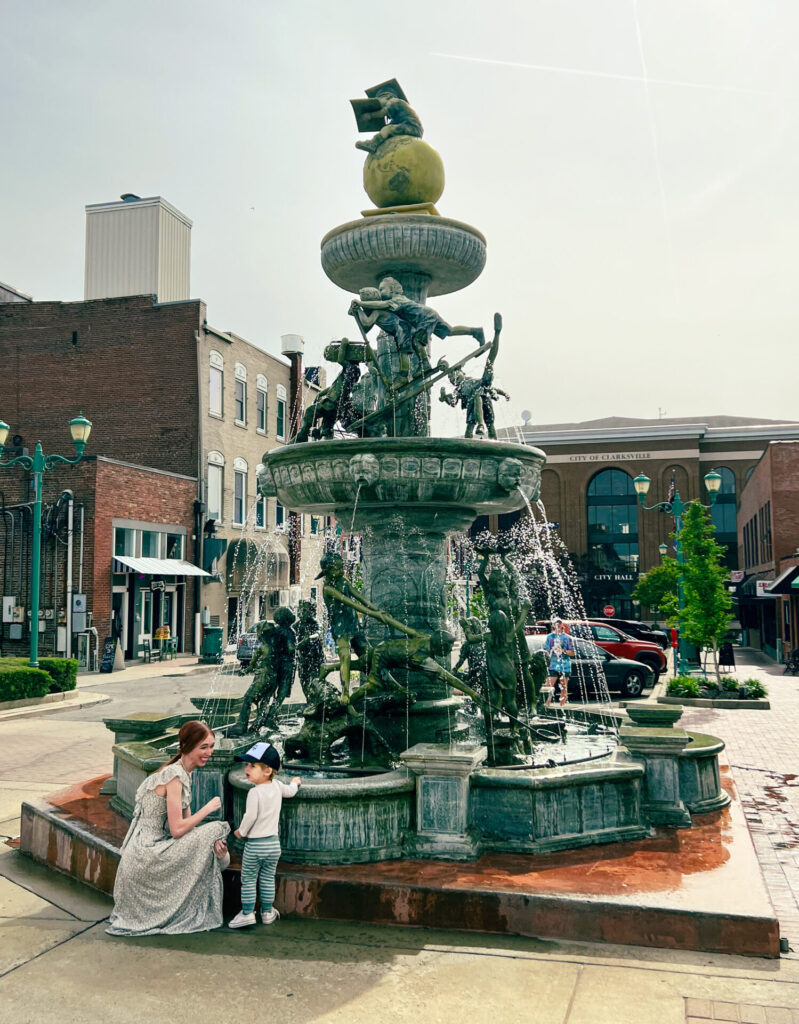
[77,653,221,688]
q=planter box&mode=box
[657,695,770,711]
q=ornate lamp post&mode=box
[633,470,721,675]
[0,415,92,667]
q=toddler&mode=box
[228,742,301,929]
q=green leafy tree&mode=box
[678,502,733,684]
[632,558,680,622]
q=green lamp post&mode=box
[633,469,721,675]
[0,415,92,668]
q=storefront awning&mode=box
[739,570,774,597]
[765,565,799,595]
[113,556,211,577]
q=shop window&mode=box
[141,531,161,558]
[166,534,183,559]
[114,527,135,557]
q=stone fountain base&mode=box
[17,760,777,957]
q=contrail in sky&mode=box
[431,51,788,100]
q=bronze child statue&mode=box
[228,607,296,736]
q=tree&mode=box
[632,558,680,621]
[678,502,733,684]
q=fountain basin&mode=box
[228,764,415,864]
[260,436,545,517]
[321,214,486,297]
[679,733,731,814]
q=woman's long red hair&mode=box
[166,720,214,765]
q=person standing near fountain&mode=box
[228,743,301,929]
[542,618,574,707]
[107,721,230,937]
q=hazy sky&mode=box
[3,1,798,433]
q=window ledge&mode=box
[234,420,247,429]
[256,428,266,436]
[276,435,286,443]
[208,411,223,420]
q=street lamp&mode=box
[633,470,719,675]
[0,415,92,667]
[658,542,668,558]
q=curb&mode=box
[657,695,771,711]
[0,691,111,722]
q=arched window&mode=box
[209,351,223,417]
[234,364,247,425]
[233,458,248,525]
[207,451,225,521]
[585,468,639,617]
[256,374,268,433]
[710,466,738,569]
[276,384,287,440]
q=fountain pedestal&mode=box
[621,726,692,828]
[400,742,486,859]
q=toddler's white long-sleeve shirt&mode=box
[237,779,298,838]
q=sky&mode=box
[2,0,798,434]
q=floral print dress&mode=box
[107,762,230,936]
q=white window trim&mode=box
[233,467,247,527]
[256,373,268,390]
[276,384,287,400]
[276,396,287,441]
[210,350,224,369]
[207,450,225,466]
[209,352,224,419]
[234,362,247,381]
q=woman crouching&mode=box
[107,720,230,936]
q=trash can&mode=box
[200,625,224,664]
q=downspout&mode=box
[62,491,74,658]
[194,329,205,655]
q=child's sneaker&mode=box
[228,911,256,929]
[261,908,280,925]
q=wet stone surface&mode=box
[679,650,799,955]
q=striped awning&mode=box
[112,556,210,577]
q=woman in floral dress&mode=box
[107,721,230,936]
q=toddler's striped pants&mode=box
[240,835,281,914]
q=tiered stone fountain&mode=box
[88,79,730,866]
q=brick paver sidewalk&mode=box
[678,649,799,953]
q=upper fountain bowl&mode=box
[321,215,486,297]
[259,437,545,517]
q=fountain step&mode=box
[17,772,778,957]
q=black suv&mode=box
[589,618,669,649]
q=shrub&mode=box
[0,656,78,693]
[667,676,702,698]
[0,663,52,702]
[720,677,740,693]
[38,658,78,692]
[741,679,768,699]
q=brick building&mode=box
[0,456,199,665]
[737,441,799,661]
[497,415,799,620]
[0,195,324,659]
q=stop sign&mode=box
[603,605,615,617]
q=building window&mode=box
[276,383,287,440]
[166,534,183,559]
[207,452,224,522]
[275,502,285,528]
[709,466,738,570]
[310,515,321,535]
[256,497,266,529]
[141,530,161,558]
[256,374,268,434]
[585,468,639,618]
[114,527,135,557]
[233,457,248,526]
[234,379,246,425]
[209,351,224,417]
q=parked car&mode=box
[527,634,654,699]
[533,620,668,679]
[588,618,669,650]
[236,631,259,670]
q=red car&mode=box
[534,620,667,679]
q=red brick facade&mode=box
[0,295,203,477]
